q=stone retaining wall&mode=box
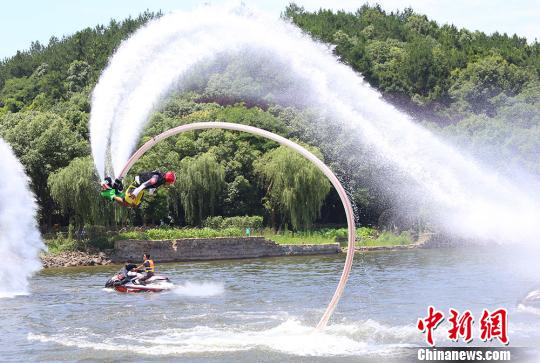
[113,237,340,262]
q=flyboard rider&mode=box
[100,170,176,208]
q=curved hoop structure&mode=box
[118,122,355,329]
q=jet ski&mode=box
[105,263,173,293]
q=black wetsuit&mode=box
[104,177,124,192]
[135,171,166,192]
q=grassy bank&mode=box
[264,228,413,247]
[44,226,414,254]
[357,229,414,247]
[117,226,414,246]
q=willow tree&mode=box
[48,156,116,226]
[177,153,225,225]
[254,145,332,230]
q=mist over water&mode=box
[0,139,44,298]
[90,5,540,243]
[173,281,225,297]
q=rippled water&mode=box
[2,248,540,362]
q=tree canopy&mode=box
[254,145,331,230]
[0,5,538,233]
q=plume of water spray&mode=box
[173,281,225,297]
[90,5,540,243]
[0,139,44,298]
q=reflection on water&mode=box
[2,248,540,362]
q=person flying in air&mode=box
[130,170,176,198]
[100,170,176,208]
[100,177,130,207]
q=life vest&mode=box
[124,184,144,207]
[145,259,155,273]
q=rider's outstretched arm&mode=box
[132,176,158,197]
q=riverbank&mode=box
[40,238,342,268]
[113,237,341,263]
[114,226,415,247]
[41,251,112,268]
[348,231,433,252]
[40,227,420,268]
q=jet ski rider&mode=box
[134,253,155,285]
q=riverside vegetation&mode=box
[44,216,412,254]
[2,5,538,254]
[45,223,414,256]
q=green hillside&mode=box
[1,4,538,235]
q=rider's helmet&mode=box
[164,171,176,184]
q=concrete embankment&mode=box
[40,232,468,268]
[112,237,341,263]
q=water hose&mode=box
[117,122,356,329]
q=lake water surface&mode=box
[2,247,540,362]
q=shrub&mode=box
[80,224,112,250]
[46,238,77,254]
[145,227,244,240]
[357,227,377,240]
[372,231,413,246]
[321,228,348,239]
[117,231,147,240]
[203,215,264,230]
[203,216,224,229]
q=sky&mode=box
[0,0,538,59]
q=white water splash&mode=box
[517,289,540,316]
[28,319,415,357]
[34,317,539,357]
[517,304,540,317]
[89,5,540,243]
[173,281,224,297]
[0,139,44,298]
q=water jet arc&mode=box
[118,121,356,329]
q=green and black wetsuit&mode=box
[100,177,125,201]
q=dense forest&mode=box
[1,4,539,233]
[285,4,540,175]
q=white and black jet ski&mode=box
[105,264,173,293]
